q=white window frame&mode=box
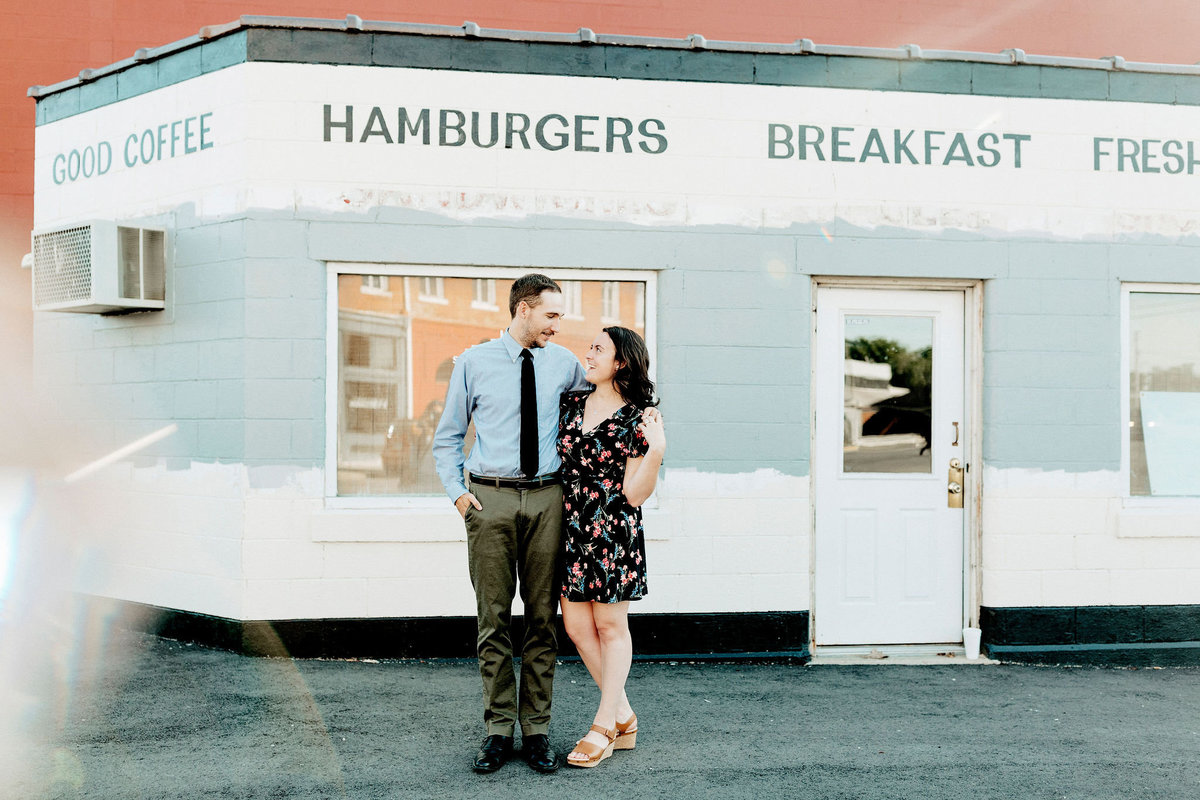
[417,275,447,304]
[325,264,658,514]
[1118,282,1200,537]
[561,280,584,319]
[470,278,498,311]
[601,281,620,323]
[360,274,391,295]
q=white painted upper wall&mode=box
[34,62,1200,237]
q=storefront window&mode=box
[335,273,649,496]
[1128,289,1200,496]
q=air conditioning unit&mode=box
[31,221,166,313]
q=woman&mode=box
[557,325,666,768]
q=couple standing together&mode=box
[433,273,667,774]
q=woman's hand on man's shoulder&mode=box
[638,407,666,453]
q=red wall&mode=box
[4,0,1199,373]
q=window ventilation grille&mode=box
[118,227,166,302]
[32,225,93,307]
[32,221,166,313]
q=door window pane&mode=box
[1129,292,1200,496]
[843,315,933,474]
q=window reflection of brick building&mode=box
[337,273,646,495]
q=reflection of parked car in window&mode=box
[843,358,910,446]
[862,402,932,455]
[843,356,931,472]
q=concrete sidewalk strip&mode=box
[4,630,1199,799]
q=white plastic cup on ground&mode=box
[963,626,982,660]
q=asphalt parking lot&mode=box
[2,626,1199,800]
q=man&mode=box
[433,274,588,774]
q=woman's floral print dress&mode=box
[558,390,649,603]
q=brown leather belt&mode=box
[469,473,560,490]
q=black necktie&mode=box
[520,349,538,478]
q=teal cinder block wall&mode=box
[32,206,1194,478]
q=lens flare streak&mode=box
[63,424,178,484]
[0,473,33,612]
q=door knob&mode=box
[948,459,965,509]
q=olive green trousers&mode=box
[464,482,563,737]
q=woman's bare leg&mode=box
[561,597,603,681]
[562,598,634,720]
[570,601,633,756]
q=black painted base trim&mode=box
[986,641,1200,667]
[981,605,1200,666]
[103,598,810,661]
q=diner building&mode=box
[28,16,1200,663]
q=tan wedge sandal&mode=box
[614,713,638,750]
[566,724,618,768]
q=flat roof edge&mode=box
[26,14,1200,99]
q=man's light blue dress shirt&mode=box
[433,329,589,502]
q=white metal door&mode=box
[814,288,966,645]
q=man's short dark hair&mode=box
[509,274,562,317]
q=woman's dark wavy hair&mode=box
[603,326,658,409]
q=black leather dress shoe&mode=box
[521,733,560,773]
[473,734,513,773]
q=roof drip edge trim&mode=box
[26,14,1200,99]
